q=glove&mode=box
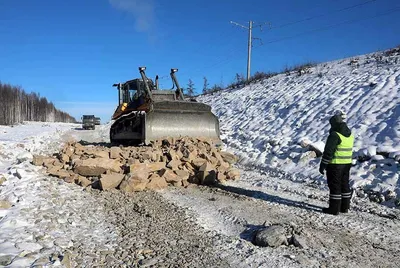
[319,162,327,175]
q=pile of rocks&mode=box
[31,137,240,192]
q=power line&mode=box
[270,0,378,30]
[261,7,400,46]
[192,6,400,84]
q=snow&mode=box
[0,122,117,267]
[198,49,400,199]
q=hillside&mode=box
[198,47,400,201]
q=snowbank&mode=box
[198,49,400,199]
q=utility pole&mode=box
[230,20,270,81]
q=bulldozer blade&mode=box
[144,101,220,144]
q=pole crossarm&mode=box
[230,21,249,30]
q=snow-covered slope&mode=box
[198,48,400,200]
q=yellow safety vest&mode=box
[330,132,354,164]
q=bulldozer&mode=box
[110,67,220,145]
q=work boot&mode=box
[322,199,341,215]
[340,190,353,213]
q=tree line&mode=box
[184,61,321,97]
[0,82,76,125]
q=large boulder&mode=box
[119,171,150,193]
[110,146,122,159]
[159,168,181,185]
[146,174,168,190]
[100,173,124,190]
[253,225,288,247]
[74,158,121,176]
[129,162,166,173]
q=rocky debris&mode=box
[292,234,308,249]
[31,138,240,192]
[92,190,231,267]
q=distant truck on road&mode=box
[82,115,96,130]
[94,117,101,125]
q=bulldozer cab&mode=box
[117,78,155,105]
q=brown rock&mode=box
[48,168,70,179]
[64,146,75,157]
[212,150,224,163]
[130,162,166,173]
[100,173,125,190]
[191,158,207,169]
[127,158,141,165]
[220,152,238,164]
[77,176,92,187]
[0,200,12,209]
[217,172,227,183]
[70,154,81,162]
[0,176,6,185]
[199,162,215,172]
[168,150,180,161]
[74,158,121,176]
[142,152,152,160]
[93,150,109,159]
[120,151,130,160]
[32,155,54,167]
[146,174,168,190]
[110,146,122,159]
[218,161,230,172]
[60,154,70,163]
[52,160,63,168]
[174,170,189,181]
[182,179,190,187]
[184,162,196,176]
[226,168,240,180]
[120,170,150,192]
[64,176,76,184]
[167,159,181,170]
[151,151,161,162]
[159,169,181,184]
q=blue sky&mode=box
[1,0,399,122]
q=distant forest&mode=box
[0,82,76,125]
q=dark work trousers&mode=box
[326,164,352,213]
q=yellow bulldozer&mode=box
[110,67,220,145]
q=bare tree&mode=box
[202,77,209,94]
[186,79,195,97]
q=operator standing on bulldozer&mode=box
[319,111,354,215]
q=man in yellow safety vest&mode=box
[319,111,354,215]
